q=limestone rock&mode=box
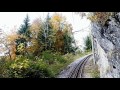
[92,13,120,78]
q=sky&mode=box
[0,12,91,50]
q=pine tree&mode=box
[63,30,77,54]
[84,35,92,51]
[16,14,31,55]
[38,13,54,51]
[18,14,30,37]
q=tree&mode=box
[0,28,19,60]
[63,30,77,54]
[38,13,55,52]
[16,14,31,55]
[84,35,92,51]
[42,13,54,50]
[55,30,64,53]
[27,18,42,55]
[18,14,30,37]
[51,13,77,54]
[50,13,66,31]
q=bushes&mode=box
[0,49,92,78]
[0,56,53,78]
[25,59,53,78]
[7,52,67,78]
[42,51,55,64]
[0,51,82,78]
[0,57,13,78]
[7,56,53,78]
[55,53,66,63]
[42,50,66,64]
[63,53,74,61]
[0,52,66,78]
[8,57,30,78]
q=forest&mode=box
[0,12,92,78]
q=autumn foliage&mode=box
[76,12,115,26]
[0,13,77,61]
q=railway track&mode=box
[68,54,92,78]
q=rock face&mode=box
[92,13,120,78]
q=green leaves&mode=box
[84,35,92,51]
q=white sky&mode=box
[0,12,91,50]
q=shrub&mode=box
[63,53,74,61]
[25,59,54,78]
[7,57,30,78]
[42,51,66,64]
[54,53,66,63]
[0,51,70,78]
[7,56,53,78]
[42,51,55,64]
[0,57,13,78]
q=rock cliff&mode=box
[92,13,120,78]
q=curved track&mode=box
[67,54,92,78]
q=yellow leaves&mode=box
[63,23,73,34]
[24,18,42,54]
[7,26,19,43]
[50,13,66,30]
[88,12,114,25]
[88,15,97,22]
[31,24,40,33]
[11,44,17,60]
[17,43,25,53]
[52,13,63,22]
[27,39,39,54]
[7,33,18,43]
[30,18,41,38]
[10,59,29,69]
[55,30,64,52]
[6,32,19,60]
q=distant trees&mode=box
[15,13,77,57]
[0,13,77,61]
[84,35,92,51]
[0,13,85,78]
[50,13,77,54]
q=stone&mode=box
[92,13,120,78]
